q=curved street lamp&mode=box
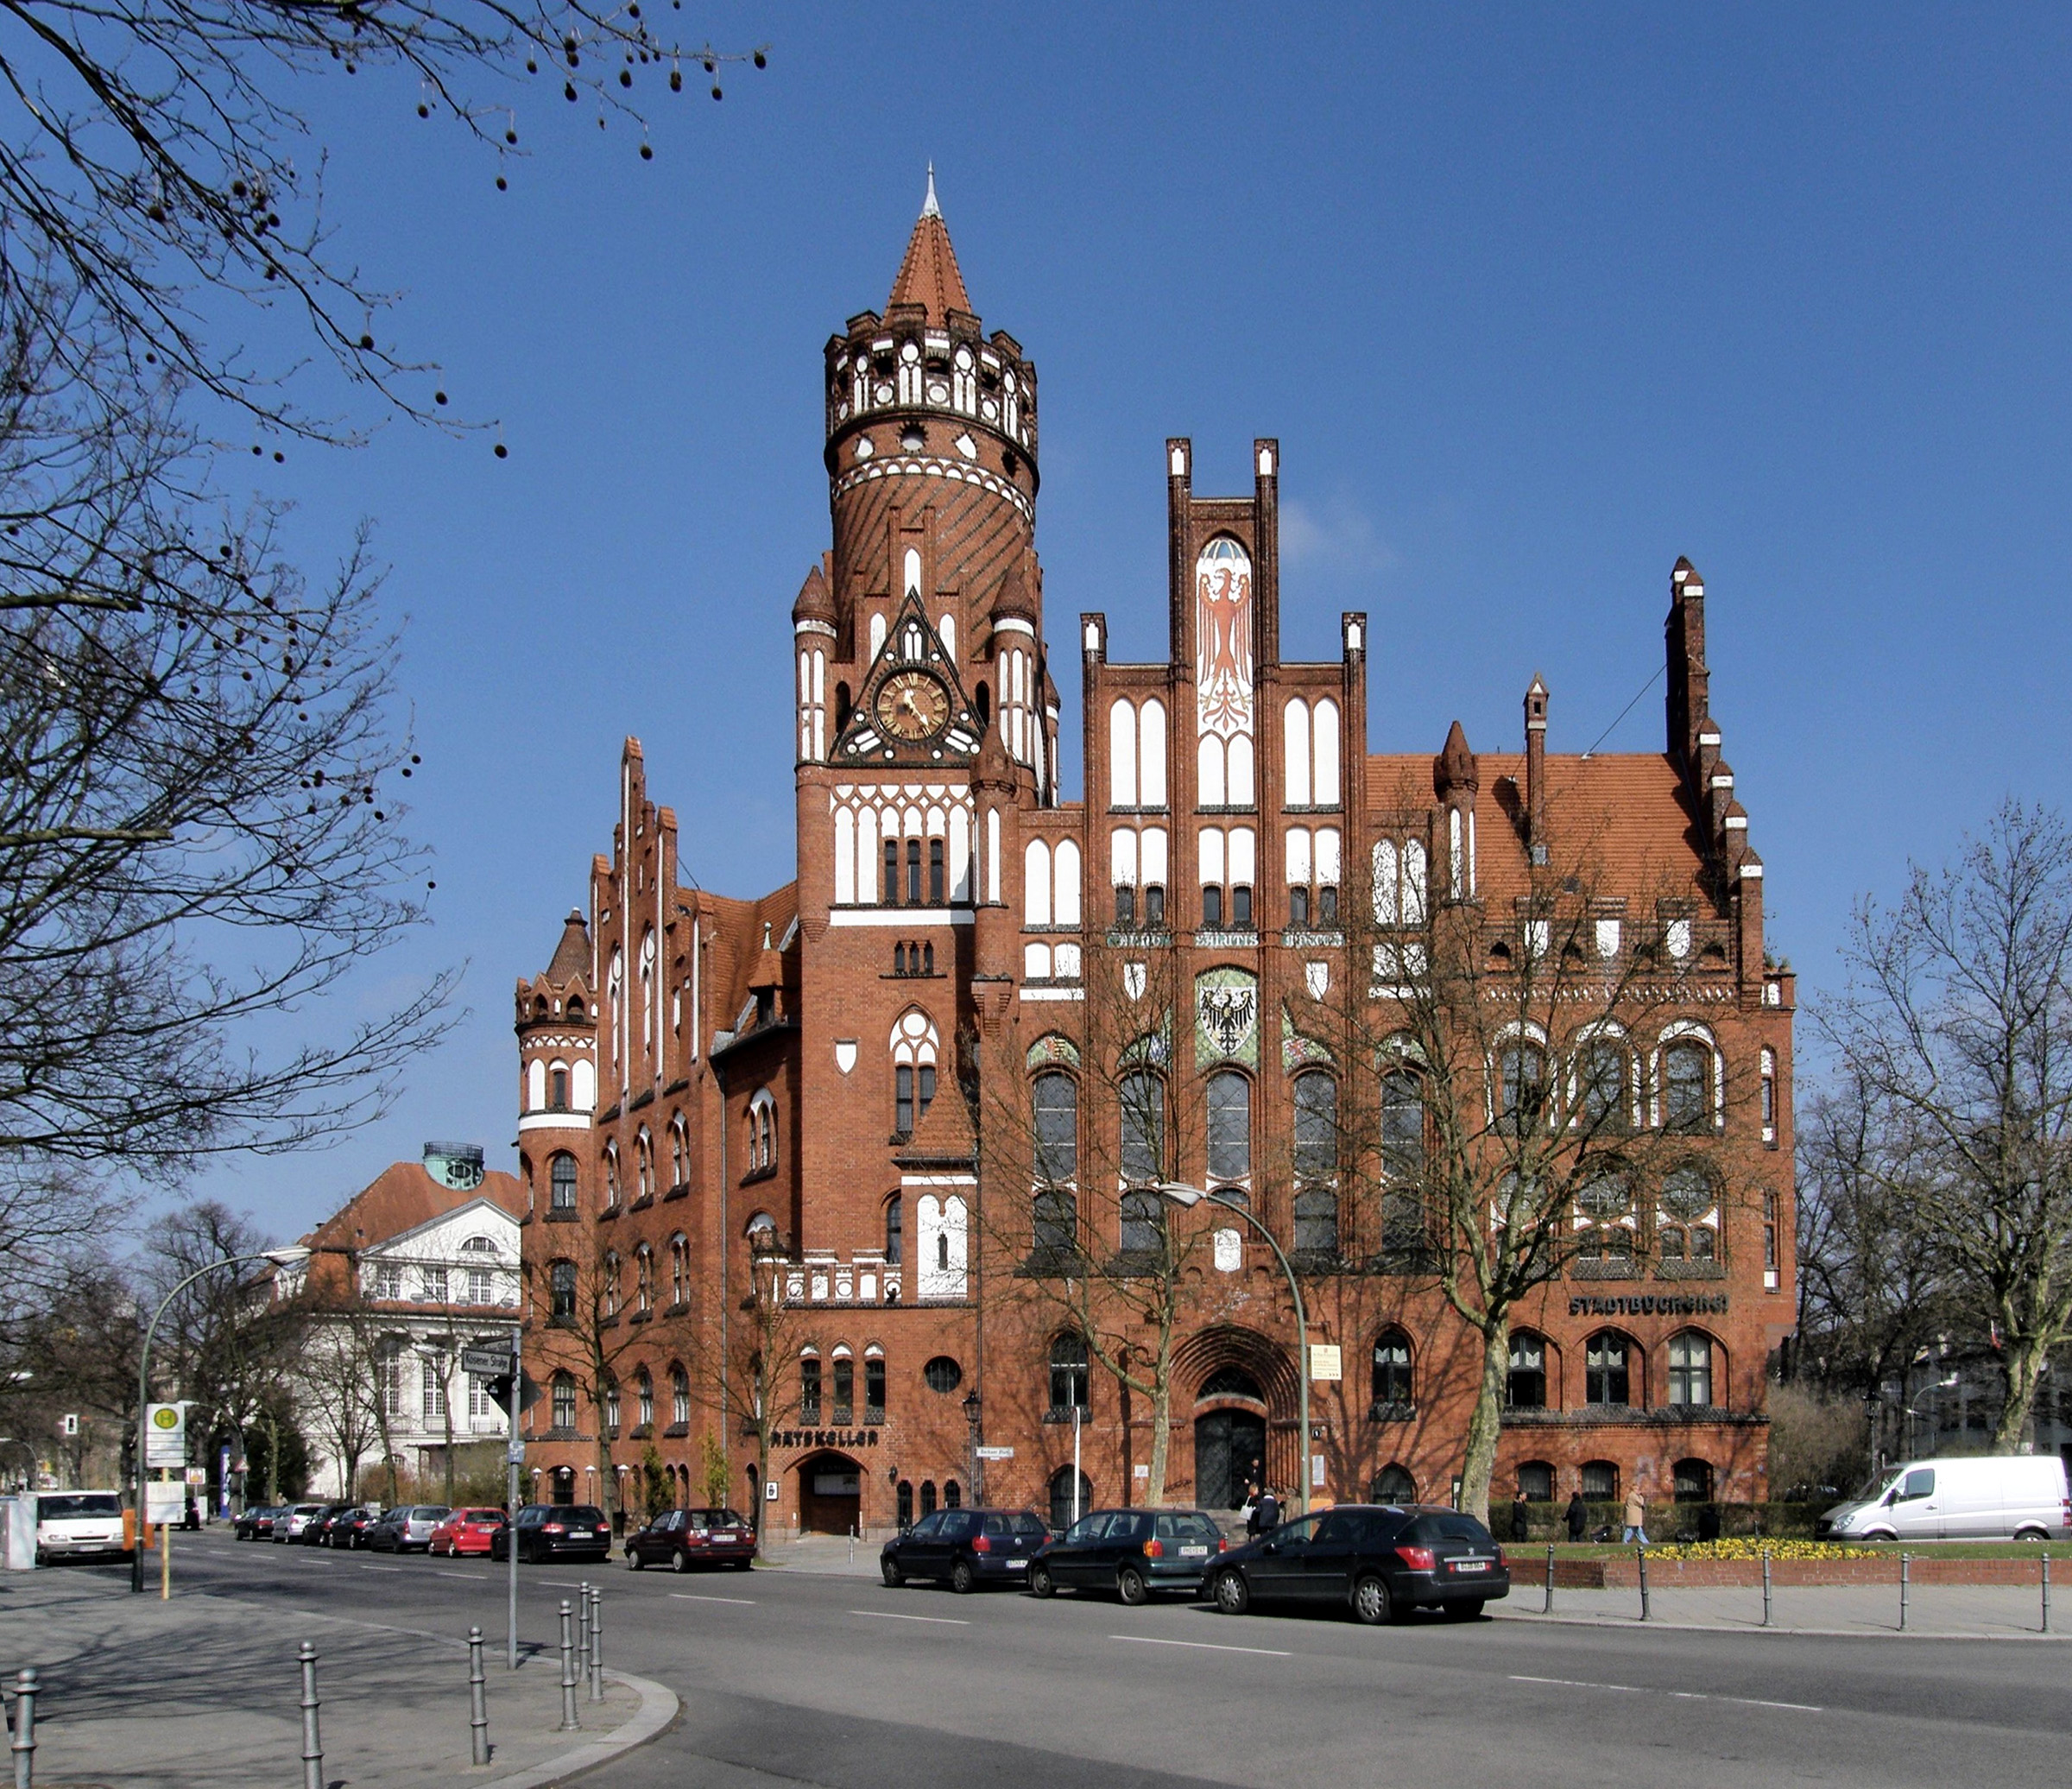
[1156,1184,1311,1518]
[132,1243,309,1593]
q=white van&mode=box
[1818,1455,2069,1542]
[35,1490,130,1562]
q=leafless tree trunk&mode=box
[1822,800,2072,1451]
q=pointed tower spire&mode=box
[888,168,973,323]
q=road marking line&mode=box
[1110,1634,1292,1658]
[360,1565,401,1572]
[432,1571,476,1580]
[670,1594,756,1605]
[538,1579,584,1587]
[1509,1675,1822,1713]
[849,1610,970,1625]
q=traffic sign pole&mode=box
[507,1329,521,1670]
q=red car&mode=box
[624,1507,755,1571]
[428,1507,508,1557]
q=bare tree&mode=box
[1313,808,1747,1527]
[976,943,1216,1507]
[1822,800,2072,1450]
[708,1236,817,1543]
[295,1306,383,1498]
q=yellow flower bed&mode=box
[1648,1538,1879,1562]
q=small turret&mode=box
[515,910,598,1128]
[1434,721,1479,901]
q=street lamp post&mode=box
[132,1244,309,1593]
[1157,1185,1311,1517]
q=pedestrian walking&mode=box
[1511,1487,1532,1545]
[1241,1481,1261,1538]
[1622,1480,1650,1547]
[1253,1484,1280,1534]
[1564,1489,1588,1543]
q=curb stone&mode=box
[480,1670,679,1788]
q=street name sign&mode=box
[461,1348,512,1378]
[976,1445,1015,1461]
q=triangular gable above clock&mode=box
[833,594,983,766]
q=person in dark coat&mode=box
[1511,1488,1532,1544]
[1253,1485,1281,1534]
[1241,1481,1262,1538]
[1564,1489,1588,1543]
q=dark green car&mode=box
[1028,1508,1227,1604]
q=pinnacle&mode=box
[888,168,973,324]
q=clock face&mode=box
[875,670,951,740]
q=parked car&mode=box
[233,1506,281,1540]
[367,1505,452,1552]
[333,1507,385,1549]
[428,1508,509,1557]
[32,1491,130,1563]
[1203,1505,1510,1623]
[491,1504,611,1563]
[880,1507,1049,1593]
[1028,1508,1227,1603]
[299,1502,353,1545]
[623,1507,755,1572]
[1817,1455,2071,1542]
[275,1503,329,1542]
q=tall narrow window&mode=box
[929,838,945,905]
[549,1259,577,1320]
[1119,1072,1164,1185]
[672,1364,691,1427]
[906,838,923,906]
[1581,1043,1628,1131]
[1372,1330,1412,1407]
[1763,1192,1779,1290]
[1585,1332,1631,1406]
[1033,1187,1077,1257]
[1500,1041,1546,1135]
[1033,1072,1078,1182]
[636,1369,654,1430]
[1050,1333,1090,1411]
[1293,1072,1337,1178]
[1120,1189,1162,1255]
[799,1356,822,1425]
[883,839,900,906]
[1507,1333,1547,1409]
[1760,1047,1778,1146]
[885,1193,904,1264]
[422,1356,446,1421]
[1664,1041,1712,1132]
[550,1153,578,1213]
[1292,1186,1338,1257]
[1668,1332,1714,1407]
[549,1066,569,1111]
[865,1357,887,1422]
[1206,1072,1251,1182]
[895,1065,914,1136]
[552,1372,577,1431]
[832,1357,854,1425]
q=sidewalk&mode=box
[1493,1579,2068,1639]
[0,1560,677,1787]
[753,1533,883,1577]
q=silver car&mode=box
[275,1502,327,1541]
[371,1505,451,1552]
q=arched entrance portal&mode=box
[796,1451,862,1535]
[1194,1366,1267,1511]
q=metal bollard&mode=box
[468,1626,490,1767]
[1545,1543,1555,1614]
[575,1583,590,1689]
[10,1666,38,1789]
[1899,1552,1910,1632]
[2044,1553,2053,1635]
[588,1584,603,1703]
[1761,1549,1772,1628]
[298,1643,323,1789]
[1637,1546,1650,1621]
[556,1602,580,1732]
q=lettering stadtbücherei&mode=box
[1565,1293,1729,1318]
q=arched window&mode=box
[603,1143,621,1210]
[745,1211,779,1254]
[1371,1329,1412,1407]
[549,1153,578,1214]
[603,1376,621,1432]
[865,1354,887,1421]
[635,1243,654,1314]
[549,1259,577,1320]
[1576,1173,1634,1260]
[1292,1186,1338,1258]
[1585,1331,1632,1406]
[884,1193,903,1264]
[1033,1072,1078,1182]
[1668,1331,1715,1407]
[1049,1333,1090,1412]
[1663,1040,1713,1133]
[1206,1071,1250,1181]
[670,1234,688,1308]
[1050,1464,1094,1532]
[671,1363,691,1428]
[897,1479,914,1530]
[1581,1459,1619,1501]
[669,1114,688,1189]
[1658,1165,1720,1262]
[1499,1039,1547,1135]
[601,1251,620,1318]
[748,1088,777,1173]
[943,1479,962,1509]
[1370,1464,1416,1503]
[1120,1189,1162,1255]
[1673,1457,1715,1503]
[1292,1072,1337,1179]
[1507,1331,1547,1409]
[832,1356,854,1425]
[799,1354,822,1424]
[1033,1186,1077,1258]
[919,1480,938,1518]
[1516,1460,1555,1502]
[551,1371,577,1431]
[1119,1071,1165,1185]
[892,1011,939,1139]
[1579,1040,1630,1131]
[636,1128,654,1200]
[636,1368,654,1431]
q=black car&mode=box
[300,1502,355,1546]
[1203,1505,1510,1623]
[332,1507,384,1549]
[1029,1508,1228,1603]
[233,1506,281,1540]
[881,1508,1049,1592]
[491,1503,612,1563]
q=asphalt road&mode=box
[171,1533,2071,1787]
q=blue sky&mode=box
[182,5,2072,1241]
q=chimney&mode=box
[1524,674,1549,866]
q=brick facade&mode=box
[515,185,1796,1537]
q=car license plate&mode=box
[1454,1559,1489,1573]
[1006,1558,1027,1569]
[1180,1545,1209,1557]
